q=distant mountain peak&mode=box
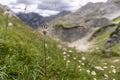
[16,10,71,28]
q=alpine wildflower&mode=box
[91,71,96,76]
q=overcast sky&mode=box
[0,0,107,16]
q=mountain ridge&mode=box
[16,10,71,28]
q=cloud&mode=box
[37,0,73,11]
[16,0,41,5]
[0,0,16,5]
[0,0,108,16]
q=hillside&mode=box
[0,4,120,80]
[90,16,120,55]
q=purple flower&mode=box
[104,77,108,80]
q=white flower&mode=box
[103,66,107,69]
[67,54,70,57]
[63,52,67,55]
[67,60,70,63]
[63,48,67,51]
[79,69,82,71]
[78,66,81,68]
[104,74,108,77]
[45,43,48,48]
[112,69,116,73]
[93,78,97,80]
[64,56,66,58]
[81,63,85,65]
[73,57,77,60]
[113,78,116,80]
[46,56,50,60]
[111,65,115,68]
[64,58,67,60]
[91,71,96,76]
[8,22,13,27]
[104,63,107,65]
[86,70,90,74]
[68,50,72,53]
[81,56,86,60]
[94,66,104,71]
[63,56,67,60]
[78,60,82,63]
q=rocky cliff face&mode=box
[50,25,89,42]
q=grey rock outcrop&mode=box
[50,25,89,42]
[106,23,120,47]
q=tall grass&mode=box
[0,7,120,80]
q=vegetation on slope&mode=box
[0,7,120,80]
[92,17,120,51]
[90,17,120,70]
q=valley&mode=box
[0,0,120,80]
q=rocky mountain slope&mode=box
[48,1,120,27]
[40,0,120,52]
[17,11,71,28]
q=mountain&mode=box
[44,10,71,22]
[16,12,44,28]
[1,3,120,80]
[44,1,120,43]
[35,0,120,57]
[48,1,120,27]
[16,11,71,28]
